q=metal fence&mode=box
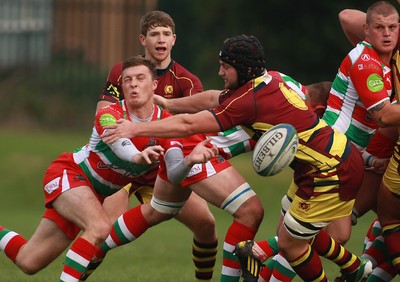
[0,0,156,129]
[0,0,156,71]
[0,0,52,70]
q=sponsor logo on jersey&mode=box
[367,73,384,92]
[74,174,86,182]
[359,63,379,71]
[105,82,121,99]
[216,155,226,163]
[99,113,117,126]
[299,202,310,211]
[164,85,173,95]
[146,138,159,148]
[361,54,371,61]
[44,177,60,194]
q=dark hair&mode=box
[140,10,175,36]
[219,35,267,87]
[122,56,157,79]
[366,1,399,24]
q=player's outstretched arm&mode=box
[154,90,221,114]
[102,110,220,142]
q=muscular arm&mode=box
[338,9,366,46]
[102,110,221,142]
[154,90,221,114]
[369,100,400,127]
[96,100,113,113]
[165,139,218,184]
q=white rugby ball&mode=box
[252,124,298,176]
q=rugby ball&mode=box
[252,124,298,176]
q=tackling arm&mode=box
[102,110,221,142]
[369,100,400,128]
[154,90,221,114]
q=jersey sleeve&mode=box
[212,88,255,131]
[94,104,124,135]
[98,62,124,103]
[349,56,390,110]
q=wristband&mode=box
[362,151,375,167]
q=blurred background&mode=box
[0,1,386,280]
[0,0,386,131]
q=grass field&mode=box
[0,129,378,281]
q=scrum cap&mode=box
[219,35,267,86]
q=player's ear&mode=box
[139,34,146,46]
[152,79,158,91]
[171,33,177,47]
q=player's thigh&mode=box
[354,169,382,215]
[153,176,192,203]
[174,193,217,241]
[324,215,352,245]
[377,182,400,226]
[52,185,109,230]
[379,155,400,225]
[175,192,214,227]
[15,218,72,272]
[102,188,130,222]
[189,166,246,207]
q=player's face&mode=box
[121,65,157,108]
[139,26,176,68]
[218,60,239,89]
[365,13,399,58]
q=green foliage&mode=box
[0,130,376,281]
[158,0,377,87]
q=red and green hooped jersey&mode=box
[323,41,392,151]
[73,102,180,197]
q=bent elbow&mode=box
[338,9,352,23]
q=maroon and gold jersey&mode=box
[211,73,350,173]
[98,60,203,103]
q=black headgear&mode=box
[219,35,267,87]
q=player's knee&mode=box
[221,183,264,225]
[326,226,350,245]
[16,259,44,275]
[234,196,264,228]
[196,213,216,234]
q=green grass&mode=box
[0,129,377,281]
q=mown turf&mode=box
[0,129,376,281]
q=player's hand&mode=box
[102,119,135,144]
[154,95,169,110]
[371,157,389,173]
[185,139,219,166]
[132,145,164,165]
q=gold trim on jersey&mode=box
[383,50,400,196]
[382,145,400,196]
